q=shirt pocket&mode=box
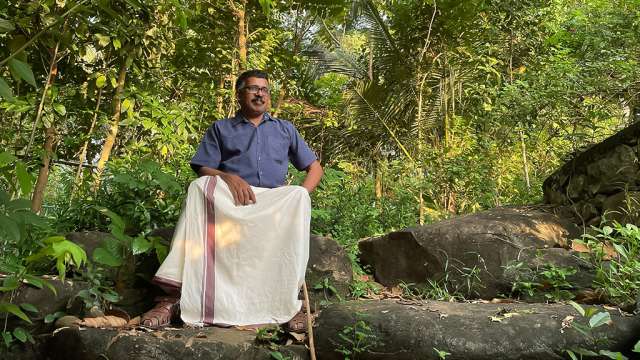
[268,137,290,164]
[219,134,249,159]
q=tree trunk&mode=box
[71,87,103,199]
[31,126,55,213]
[236,0,247,71]
[93,58,128,190]
[26,41,60,156]
[520,129,531,190]
[30,44,60,213]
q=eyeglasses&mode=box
[242,85,270,95]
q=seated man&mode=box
[141,69,323,330]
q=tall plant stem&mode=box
[25,40,60,156]
[71,87,103,200]
[30,43,61,213]
[93,57,129,191]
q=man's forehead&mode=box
[244,77,269,86]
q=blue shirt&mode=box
[190,113,317,188]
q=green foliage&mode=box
[565,301,627,360]
[334,313,379,360]
[506,261,577,301]
[578,223,640,307]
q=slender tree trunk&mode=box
[30,44,60,213]
[71,87,103,199]
[93,58,128,190]
[235,0,247,72]
[509,31,530,191]
[216,76,224,115]
[416,73,427,225]
[31,126,55,213]
[520,129,531,189]
[26,41,60,156]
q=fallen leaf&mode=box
[80,315,127,328]
[561,315,574,333]
[289,332,306,342]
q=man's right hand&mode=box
[220,173,256,206]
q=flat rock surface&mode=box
[46,326,309,360]
[314,300,640,360]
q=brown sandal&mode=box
[141,296,180,328]
[285,310,308,333]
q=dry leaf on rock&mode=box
[55,315,81,329]
[80,315,128,328]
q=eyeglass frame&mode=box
[240,85,271,95]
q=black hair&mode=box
[235,69,269,91]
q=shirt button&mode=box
[258,156,261,160]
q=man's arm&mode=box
[301,160,323,193]
[197,166,256,206]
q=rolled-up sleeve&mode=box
[190,124,221,173]
[287,124,317,171]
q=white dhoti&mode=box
[153,176,311,326]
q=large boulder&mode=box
[543,121,640,225]
[306,234,353,310]
[0,277,88,328]
[46,327,308,360]
[314,300,640,360]
[358,206,587,299]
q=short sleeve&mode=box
[287,123,317,171]
[190,124,221,174]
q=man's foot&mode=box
[285,310,308,333]
[140,296,180,329]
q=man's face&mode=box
[238,77,270,116]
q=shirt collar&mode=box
[232,112,274,126]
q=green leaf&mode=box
[15,161,33,196]
[132,236,152,255]
[599,350,627,360]
[82,45,97,63]
[8,58,36,87]
[0,276,19,292]
[121,98,133,113]
[112,38,121,50]
[0,76,14,100]
[20,303,38,313]
[0,19,15,32]
[12,327,27,342]
[0,215,21,242]
[51,239,87,267]
[589,311,611,328]
[95,33,110,47]
[2,331,12,347]
[0,151,17,166]
[633,340,640,353]
[22,275,43,289]
[44,311,65,324]
[0,303,32,323]
[96,74,107,88]
[53,103,66,116]
[565,350,578,360]
[154,243,168,263]
[97,207,126,234]
[93,247,123,267]
[568,301,585,317]
[7,198,31,210]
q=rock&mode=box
[54,316,81,329]
[358,206,583,299]
[0,277,88,325]
[314,300,640,360]
[601,191,640,223]
[46,327,309,360]
[543,122,640,224]
[66,231,116,258]
[306,235,353,310]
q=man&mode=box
[141,70,323,331]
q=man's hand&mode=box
[220,173,256,206]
